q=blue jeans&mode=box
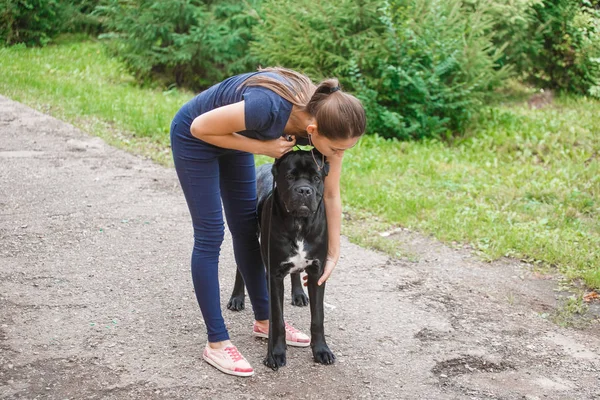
[170,110,269,343]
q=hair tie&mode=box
[329,86,340,94]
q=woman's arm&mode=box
[190,101,295,159]
[318,152,344,285]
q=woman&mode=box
[170,67,366,377]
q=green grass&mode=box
[0,36,193,164]
[342,100,600,288]
[1,38,599,289]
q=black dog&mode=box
[257,150,335,369]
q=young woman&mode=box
[170,67,366,377]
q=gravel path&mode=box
[0,95,598,399]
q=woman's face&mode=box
[307,125,359,158]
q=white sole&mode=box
[252,331,311,348]
[202,354,254,377]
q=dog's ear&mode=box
[272,158,281,178]
[272,150,293,178]
[322,159,330,177]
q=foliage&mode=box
[96,0,261,89]
[250,0,383,81]
[528,0,600,96]
[63,0,104,35]
[466,0,600,97]
[0,0,103,46]
[0,0,65,46]
[251,0,509,140]
[472,0,545,76]
[375,0,510,138]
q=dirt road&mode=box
[0,95,598,399]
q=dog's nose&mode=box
[295,186,313,196]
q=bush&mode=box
[376,0,510,138]
[63,0,104,36]
[97,0,261,90]
[529,0,600,96]
[252,0,509,140]
[0,0,66,46]
[475,0,545,76]
[0,0,102,47]
[484,0,600,96]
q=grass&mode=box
[1,38,599,290]
[342,100,600,288]
[551,292,590,328]
[0,36,193,165]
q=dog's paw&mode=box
[226,296,245,311]
[313,345,335,365]
[291,291,309,307]
[263,351,286,370]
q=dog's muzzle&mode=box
[288,185,318,217]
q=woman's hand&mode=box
[303,257,337,286]
[318,257,337,286]
[260,135,296,159]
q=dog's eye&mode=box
[313,176,321,182]
[285,173,294,180]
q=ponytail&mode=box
[241,67,366,140]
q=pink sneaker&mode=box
[202,343,254,377]
[253,321,311,347]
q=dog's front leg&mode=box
[306,270,335,365]
[264,274,287,370]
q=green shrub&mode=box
[63,0,104,35]
[0,0,104,47]
[474,0,545,76]
[0,0,65,46]
[376,0,510,138]
[0,0,102,46]
[97,0,261,90]
[529,0,600,96]
[252,0,509,140]
[466,0,600,97]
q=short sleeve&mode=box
[242,86,291,140]
[243,87,275,132]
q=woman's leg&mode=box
[218,151,269,322]
[171,122,229,343]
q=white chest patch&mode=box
[282,240,314,274]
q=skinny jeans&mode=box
[170,106,269,342]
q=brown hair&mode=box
[240,67,366,140]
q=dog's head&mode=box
[272,150,328,218]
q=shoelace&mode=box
[224,346,244,362]
[285,323,299,334]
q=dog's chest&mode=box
[283,239,314,274]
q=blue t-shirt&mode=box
[181,71,303,142]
